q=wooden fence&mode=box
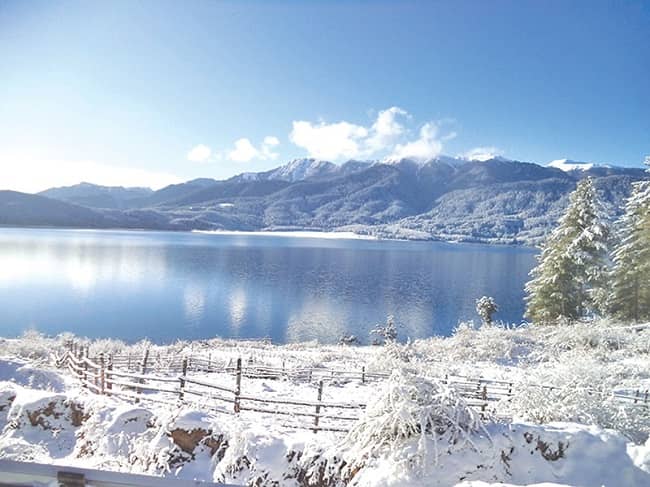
[58,350,365,432]
[56,344,649,434]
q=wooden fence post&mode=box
[107,356,113,394]
[361,366,366,384]
[644,390,648,406]
[179,357,188,402]
[634,390,640,404]
[82,347,88,388]
[99,353,105,395]
[313,380,323,433]
[75,347,80,379]
[234,358,242,413]
[481,385,488,412]
[135,349,149,403]
[141,349,150,376]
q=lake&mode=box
[0,228,537,344]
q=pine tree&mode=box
[476,296,498,326]
[525,177,610,324]
[609,157,650,322]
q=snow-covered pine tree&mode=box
[476,296,498,326]
[525,177,610,324]
[608,157,650,322]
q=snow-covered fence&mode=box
[100,349,390,384]
[57,344,649,434]
[59,350,365,432]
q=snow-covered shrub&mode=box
[88,338,129,358]
[342,369,489,474]
[338,334,360,346]
[370,315,398,345]
[536,320,650,358]
[415,322,536,365]
[0,331,64,362]
[507,354,650,443]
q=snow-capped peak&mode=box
[467,154,511,162]
[548,159,608,172]
[267,158,337,182]
[381,155,467,167]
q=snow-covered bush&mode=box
[370,315,398,345]
[507,354,650,443]
[529,320,650,362]
[338,334,360,346]
[0,331,65,362]
[342,369,489,474]
[415,321,536,365]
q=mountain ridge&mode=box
[4,157,647,245]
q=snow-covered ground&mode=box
[0,321,648,486]
[192,230,379,240]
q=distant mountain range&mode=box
[1,157,646,244]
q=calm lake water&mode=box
[0,228,537,344]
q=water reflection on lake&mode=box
[0,228,537,344]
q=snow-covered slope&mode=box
[547,159,608,172]
[265,158,338,182]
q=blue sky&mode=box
[1,0,648,192]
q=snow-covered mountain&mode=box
[266,158,338,182]
[382,155,467,167]
[6,156,646,245]
[39,182,153,209]
[228,159,336,183]
[547,159,609,172]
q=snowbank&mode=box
[0,381,648,486]
[0,321,648,485]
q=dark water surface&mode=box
[0,228,537,344]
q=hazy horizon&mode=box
[4,154,645,195]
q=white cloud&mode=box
[389,122,445,161]
[187,144,212,162]
[289,120,369,160]
[366,107,408,152]
[263,136,280,147]
[189,137,280,164]
[228,136,279,163]
[290,107,451,162]
[0,154,182,193]
[290,108,408,160]
[461,146,504,161]
[228,138,260,162]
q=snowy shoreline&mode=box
[191,229,379,240]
